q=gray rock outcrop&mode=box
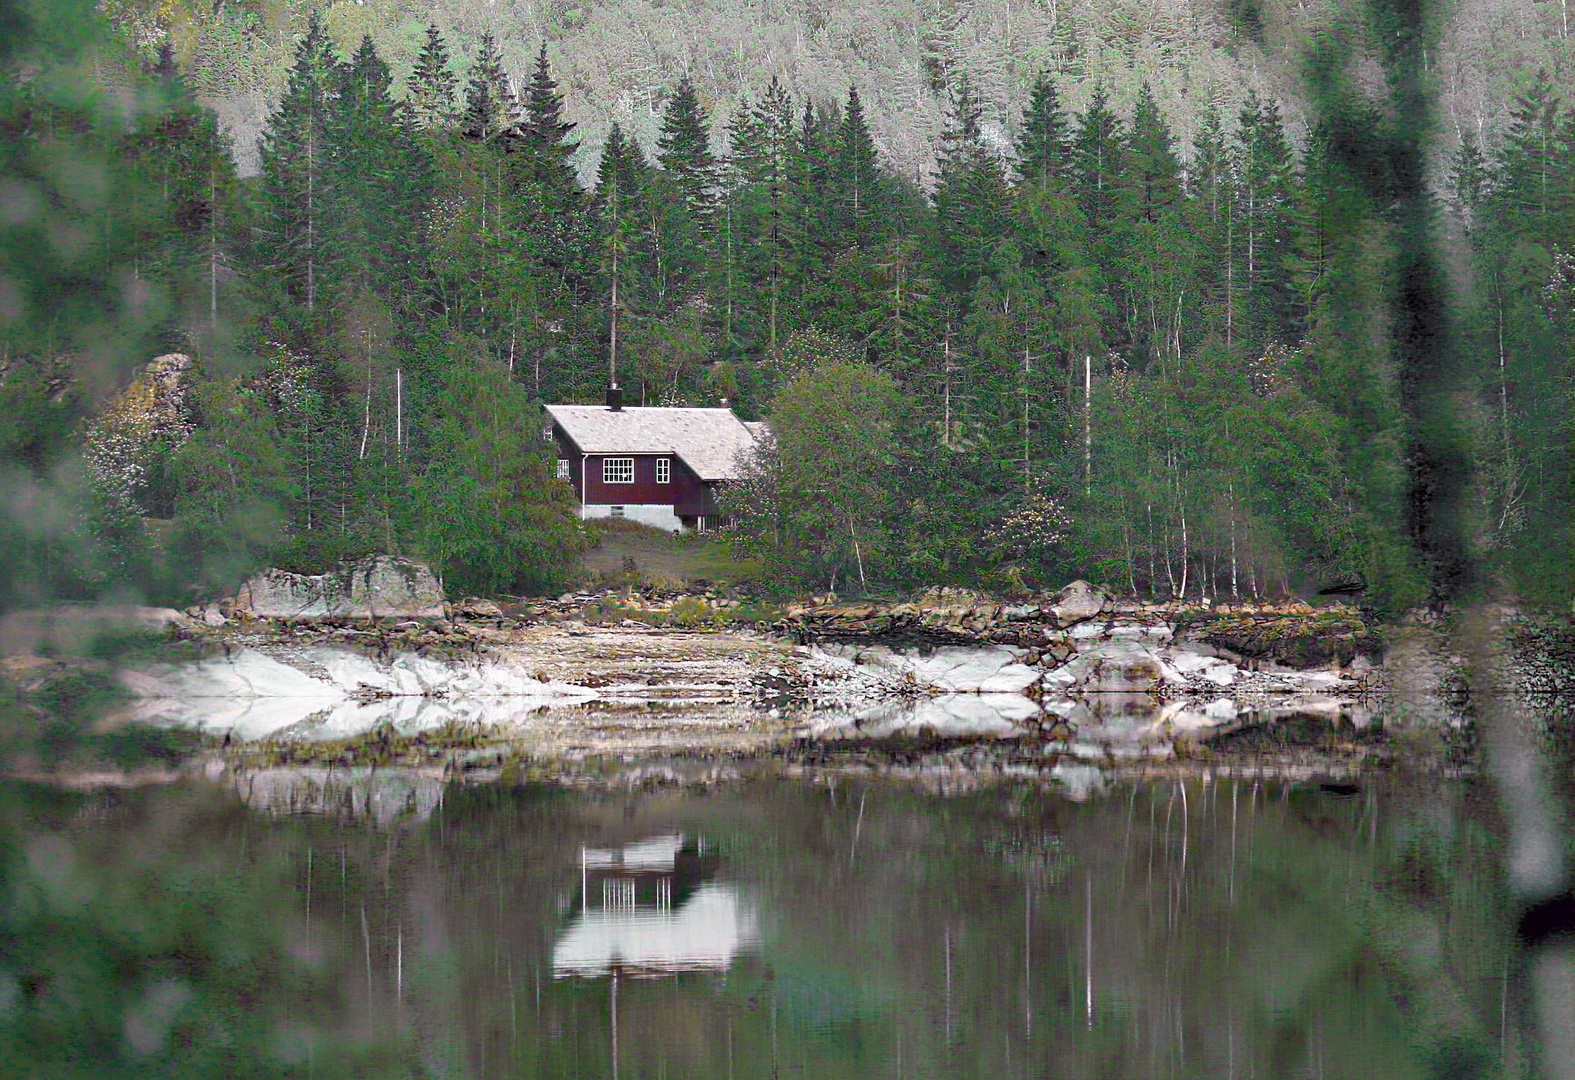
[1048,579,1110,627]
[233,555,444,621]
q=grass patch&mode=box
[570,595,782,628]
[576,520,762,591]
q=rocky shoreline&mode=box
[94,580,1387,777]
[9,576,1569,809]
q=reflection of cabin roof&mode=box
[552,883,758,977]
[543,405,758,482]
[582,834,683,871]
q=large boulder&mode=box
[1187,611,1376,669]
[234,556,444,621]
[1047,579,1110,627]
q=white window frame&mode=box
[602,457,634,484]
[556,459,570,480]
[655,457,671,485]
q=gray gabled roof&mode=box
[544,404,760,481]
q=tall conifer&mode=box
[1234,92,1298,347]
[656,76,718,224]
[1124,83,1180,225]
[405,24,457,130]
[1494,71,1562,240]
[461,32,517,142]
[258,11,341,313]
[1014,74,1071,190]
[1072,84,1122,240]
[519,41,579,197]
[834,85,883,247]
[934,74,1012,295]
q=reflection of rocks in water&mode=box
[553,834,758,978]
[799,692,1043,740]
[234,766,445,825]
[809,643,1042,694]
[1198,700,1383,758]
[122,647,599,743]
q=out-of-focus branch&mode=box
[1462,600,1575,1079]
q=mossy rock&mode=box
[1196,613,1378,668]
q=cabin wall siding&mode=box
[553,427,719,517]
[553,427,725,524]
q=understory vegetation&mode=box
[1,1,1571,609]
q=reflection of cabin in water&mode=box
[553,834,757,978]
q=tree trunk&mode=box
[1229,480,1239,597]
[359,331,374,460]
[1022,342,1032,494]
[1083,354,1092,495]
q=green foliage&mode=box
[459,31,517,141]
[14,7,1575,608]
[767,355,906,591]
[169,379,294,595]
[404,23,457,129]
[413,355,587,595]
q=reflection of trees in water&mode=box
[0,783,411,1077]
[0,774,1520,1078]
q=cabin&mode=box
[544,387,763,532]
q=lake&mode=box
[0,736,1524,1079]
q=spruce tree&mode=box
[596,124,647,392]
[1014,74,1071,190]
[791,99,836,296]
[461,31,518,142]
[1118,83,1189,371]
[332,35,425,307]
[834,84,883,247]
[1187,106,1234,339]
[1072,84,1122,241]
[1124,83,1180,225]
[1494,71,1562,241]
[121,38,240,339]
[752,77,797,354]
[1449,133,1490,234]
[934,73,1013,296]
[596,122,649,206]
[519,40,579,197]
[1283,123,1342,335]
[405,23,457,130]
[257,11,342,313]
[656,76,718,224]
[936,71,985,169]
[1233,91,1298,348]
[726,94,767,187]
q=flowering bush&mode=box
[986,482,1072,566]
[1540,246,1575,327]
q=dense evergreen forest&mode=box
[1,0,1573,608]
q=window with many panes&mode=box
[556,459,570,480]
[655,457,671,484]
[602,457,634,484]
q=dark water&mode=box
[0,759,1526,1079]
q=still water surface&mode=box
[1,747,1521,1078]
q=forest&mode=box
[1,0,1573,610]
